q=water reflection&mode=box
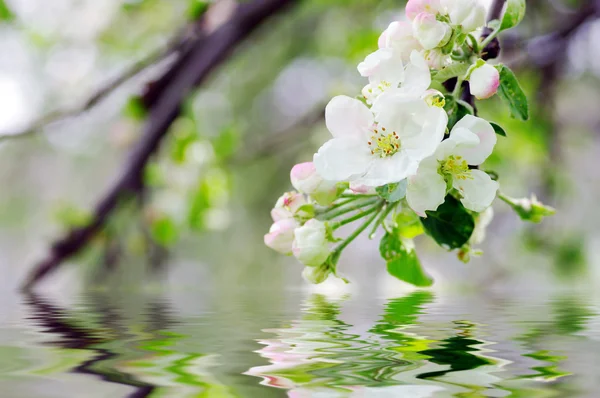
[0,289,596,397]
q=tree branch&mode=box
[21,0,299,291]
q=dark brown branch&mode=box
[21,0,299,291]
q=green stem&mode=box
[319,196,361,213]
[320,198,380,221]
[331,204,379,230]
[452,76,464,97]
[480,27,501,52]
[467,34,479,54]
[333,206,381,254]
[368,202,397,239]
[339,193,377,199]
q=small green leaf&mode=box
[487,19,501,31]
[395,207,424,239]
[151,216,179,247]
[420,195,475,250]
[490,122,507,137]
[495,64,529,121]
[380,233,433,287]
[376,180,407,203]
[122,96,147,121]
[0,0,14,22]
[433,62,470,82]
[500,0,526,31]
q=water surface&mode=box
[1,288,598,397]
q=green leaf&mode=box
[420,195,475,249]
[495,64,529,121]
[376,180,407,203]
[151,216,179,247]
[433,62,470,82]
[380,233,433,287]
[490,122,507,137]
[0,0,14,21]
[122,96,147,121]
[500,0,526,31]
[395,207,424,239]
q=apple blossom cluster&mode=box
[264,0,555,286]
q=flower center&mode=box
[368,127,401,158]
[439,155,472,180]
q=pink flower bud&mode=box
[292,219,330,267]
[378,21,422,60]
[349,182,377,195]
[290,162,339,205]
[412,12,452,50]
[406,0,442,20]
[264,218,298,255]
[271,191,308,222]
[469,63,500,99]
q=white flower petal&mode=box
[399,50,431,97]
[402,105,447,158]
[313,138,372,182]
[451,115,496,165]
[453,169,499,212]
[353,154,417,187]
[325,95,373,140]
[358,48,405,88]
[407,168,447,217]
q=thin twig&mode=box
[21,0,299,291]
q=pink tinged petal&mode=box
[349,182,377,194]
[406,168,447,217]
[270,207,291,222]
[406,0,442,20]
[378,28,388,49]
[412,13,451,50]
[469,63,500,99]
[325,95,373,139]
[290,162,321,193]
[264,219,298,255]
[453,169,499,212]
[313,138,372,182]
[450,115,497,165]
[353,153,417,187]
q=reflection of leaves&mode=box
[553,297,594,335]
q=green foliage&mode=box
[187,0,209,20]
[0,0,14,21]
[122,96,147,121]
[379,232,433,287]
[151,215,179,247]
[420,195,475,249]
[490,122,507,137]
[53,203,93,228]
[500,0,526,31]
[495,65,529,121]
[395,207,424,239]
[376,180,407,203]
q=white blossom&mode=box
[443,0,486,33]
[290,162,338,205]
[407,115,499,215]
[271,191,308,222]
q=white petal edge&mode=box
[406,168,447,217]
[451,115,496,165]
[325,95,374,140]
[313,138,372,182]
[453,169,499,212]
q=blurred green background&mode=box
[0,0,599,295]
